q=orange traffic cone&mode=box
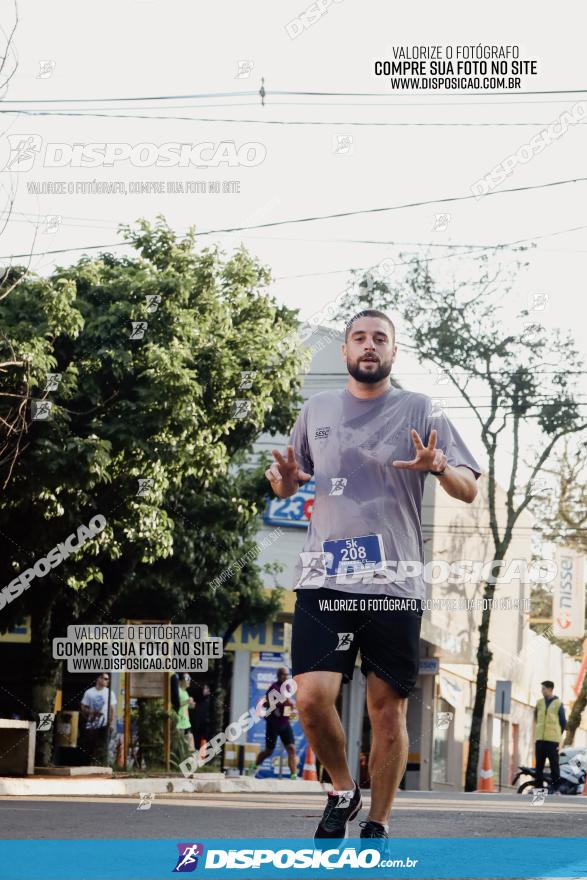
[477,747,496,792]
[303,745,318,781]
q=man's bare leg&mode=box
[294,670,354,790]
[255,747,274,767]
[286,743,298,775]
[366,672,408,825]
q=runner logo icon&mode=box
[173,843,204,872]
[329,477,347,496]
[336,632,354,651]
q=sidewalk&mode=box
[0,773,323,797]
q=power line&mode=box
[275,248,491,279]
[268,88,587,98]
[4,176,586,261]
[273,223,587,279]
[0,91,260,103]
[3,108,587,127]
[274,226,587,248]
[258,402,587,410]
[0,105,265,119]
[308,370,587,376]
[299,385,587,400]
[6,213,587,254]
[194,177,587,236]
[3,87,587,104]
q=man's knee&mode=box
[369,701,408,739]
[295,678,338,719]
[296,690,325,721]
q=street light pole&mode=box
[498,690,505,793]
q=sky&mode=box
[1,0,586,488]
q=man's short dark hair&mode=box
[344,309,396,342]
[541,680,555,689]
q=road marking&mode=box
[1,795,585,816]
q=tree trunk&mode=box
[209,654,225,770]
[208,621,241,770]
[564,669,587,746]
[30,602,62,767]
[464,568,502,792]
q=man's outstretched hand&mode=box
[392,429,448,473]
[265,445,312,497]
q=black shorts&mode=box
[291,588,423,697]
[265,722,295,751]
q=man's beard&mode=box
[346,356,392,384]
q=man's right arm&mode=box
[265,407,313,498]
[268,460,302,499]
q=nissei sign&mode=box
[553,551,585,639]
[419,658,439,675]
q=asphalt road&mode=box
[1,790,586,839]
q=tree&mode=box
[539,440,587,555]
[110,463,286,752]
[0,0,30,486]
[336,255,586,790]
[565,671,587,746]
[0,218,305,764]
[0,0,18,99]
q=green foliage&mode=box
[0,218,303,700]
[136,697,168,770]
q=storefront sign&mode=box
[553,551,585,639]
[263,480,315,528]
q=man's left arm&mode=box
[393,421,480,504]
[559,703,567,733]
[435,465,478,503]
[425,406,481,503]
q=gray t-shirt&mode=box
[289,386,481,598]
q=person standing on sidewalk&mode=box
[534,680,567,792]
[265,310,480,841]
[80,673,117,764]
[174,673,196,756]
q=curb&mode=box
[0,775,323,797]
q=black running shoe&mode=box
[314,782,362,842]
[359,819,388,838]
[359,819,389,854]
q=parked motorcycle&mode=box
[512,746,587,795]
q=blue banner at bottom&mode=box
[1,838,586,879]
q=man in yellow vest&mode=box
[534,680,567,792]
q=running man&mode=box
[255,666,299,779]
[265,310,480,841]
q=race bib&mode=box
[322,534,385,577]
